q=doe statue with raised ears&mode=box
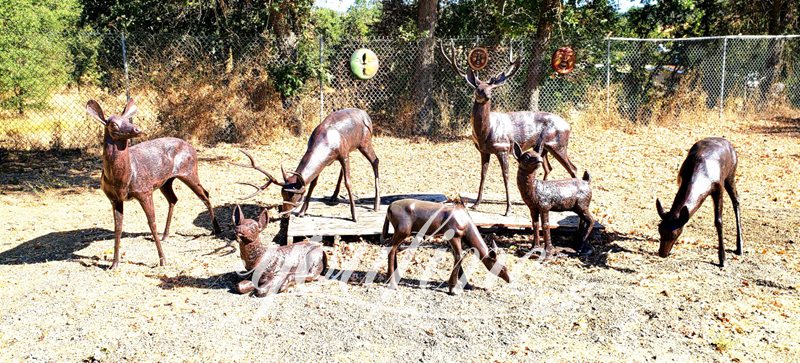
[86,99,221,269]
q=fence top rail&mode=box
[607,34,800,42]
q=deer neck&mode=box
[102,131,132,186]
[516,168,539,206]
[464,221,489,258]
[295,147,334,182]
[471,100,492,139]
[239,239,266,272]
[667,177,705,221]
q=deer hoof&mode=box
[470,203,480,210]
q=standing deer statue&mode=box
[441,43,578,216]
[382,199,511,295]
[512,143,595,258]
[656,138,743,267]
[236,108,379,222]
[231,205,327,297]
[86,99,221,269]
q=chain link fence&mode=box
[1,32,798,150]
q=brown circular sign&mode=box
[551,47,576,75]
[468,47,489,71]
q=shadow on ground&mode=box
[755,116,800,137]
[0,149,99,192]
[0,228,149,265]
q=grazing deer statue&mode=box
[656,138,743,267]
[231,205,327,297]
[236,108,379,222]
[441,43,578,216]
[382,199,511,295]
[512,143,595,258]
[86,99,221,269]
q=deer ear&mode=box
[512,142,523,160]
[232,204,244,226]
[466,68,478,88]
[677,206,690,225]
[656,199,666,220]
[86,100,106,125]
[257,208,269,229]
[121,98,138,119]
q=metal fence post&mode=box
[319,35,325,123]
[719,37,728,121]
[121,32,130,102]
[605,38,611,114]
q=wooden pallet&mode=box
[286,192,602,239]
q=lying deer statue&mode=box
[86,99,221,269]
[441,43,577,216]
[236,108,379,222]
[512,143,595,258]
[656,137,743,267]
[232,205,327,296]
[382,199,511,295]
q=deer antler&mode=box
[231,149,286,199]
[439,41,466,78]
[490,57,521,86]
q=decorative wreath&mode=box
[551,47,576,75]
[468,47,489,71]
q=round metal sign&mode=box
[350,48,380,80]
[468,47,489,71]
[551,47,576,75]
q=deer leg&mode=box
[178,176,221,235]
[159,178,178,242]
[577,208,595,256]
[298,177,319,217]
[330,168,343,203]
[541,211,554,258]
[541,149,552,180]
[110,201,124,270]
[712,191,726,267]
[546,145,578,178]
[138,194,166,267]
[472,152,491,209]
[448,238,467,295]
[724,179,743,255]
[530,208,542,252]
[497,152,512,216]
[340,158,357,222]
[358,144,380,212]
[387,231,408,289]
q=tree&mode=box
[411,0,440,134]
[524,0,560,111]
[0,0,81,114]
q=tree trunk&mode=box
[761,0,788,107]
[524,0,560,111]
[412,0,438,134]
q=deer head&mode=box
[655,199,690,257]
[232,204,268,246]
[440,42,520,104]
[511,143,545,172]
[86,99,141,141]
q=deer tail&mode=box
[582,171,591,183]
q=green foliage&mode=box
[0,0,82,113]
[269,39,321,101]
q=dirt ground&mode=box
[0,114,798,362]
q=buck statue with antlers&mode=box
[236,108,380,222]
[86,99,221,269]
[441,43,578,216]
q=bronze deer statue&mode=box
[656,137,743,267]
[236,108,379,222]
[231,205,327,297]
[382,199,510,295]
[441,43,578,216]
[512,143,595,258]
[86,99,221,269]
